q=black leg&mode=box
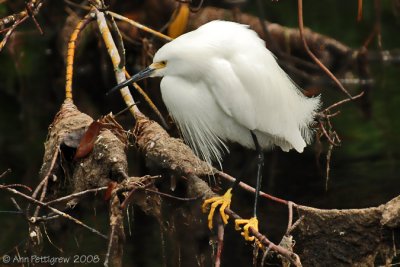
[231,172,242,192]
[231,131,264,216]
[250,131,264,217]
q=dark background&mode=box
[0,1,399,266]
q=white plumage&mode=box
[151,20,321,166]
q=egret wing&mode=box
[160,75,229,165]
[207,48,319,152]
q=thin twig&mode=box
[0,16,28,52]
[325,141,334,191]
[216,171,289,206]
[318,120,336,146]
[43,224,63,252]
[0,168,11,179]
[33,176,49,217]
[120,186,141,210]
[287,215,304,234]
[45,186,107,205]
[297,0,352,99]
[28,146,60,215]
[0,1,44,52]
[32,214,60,222]
[108,13,125,69]
[286,201,294,235]
[215,222,224,267]
[322,91,364,113]
[25,1,43,35]
[31,146,60,199]
[357,0,363,21]
[104,224,115,267]
[324,110,341,119]
[0,184,32,192]
[144,188,199,201]
[2,187,107,239]
[11,197,23,213]
[107,11,173,42]
[0,12,25,27]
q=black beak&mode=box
[107,66,155,95]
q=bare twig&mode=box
[215,222,224,267]
[0,16,28,52]
[105,192,125,267]
[31,146,60,199]
[216,171,289,205]
[318,120,336,146]
[120,185,141,210]
[28,146,60,216]
[43,224,63,252]
[144,188,199,201]
[45,186,108,205]
[286,201,294,234]
[33,176,49,217]
[25,1,44,35]
[287,215,304,234]
[2,187,107,239]
[322,91,365,113]
[11,197,23,213]
[0,12,25,28]
[32,214,60,222]
[325,140,334,191]
[0,1,44,52]
[357,0,363,21]
[0,168,11,179]
[0,184,32,192]
[107,11,173,42]
[104,223,115,267]
[297,0,352,99]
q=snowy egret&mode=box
[109,20,320,243]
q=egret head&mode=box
[150,40,206,78]
[107,60,167,94]
[108,33,212,95]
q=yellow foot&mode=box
[235,217,262,247]
[202,188,232,230]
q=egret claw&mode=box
[202,188,232,229]
[235,217,262,247]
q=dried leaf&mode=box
[74,121,102,160]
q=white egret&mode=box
[109,20,321,243]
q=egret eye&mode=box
[160,60,167,66]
